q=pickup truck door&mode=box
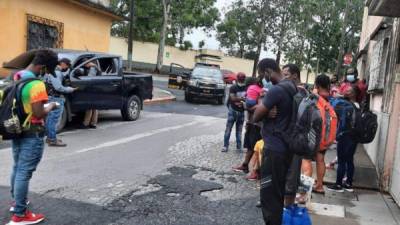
[168,63,190,90]
[69,57,123,111]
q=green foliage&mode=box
[110,0,162,42]
[110,0,219,46]
[216,0,258,59]
[282,0,364,73]
[198,40,206,49]
[216,0,364,74]
[179,41,193,51]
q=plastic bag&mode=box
[282,204,312,225]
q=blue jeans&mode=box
[11,137,44,216]
[45,96,65,141]
[223,108,245,149]
[336,134,357,186]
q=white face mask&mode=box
[237,81,245,87]
[262,78,273,89]
[346,75,355,82]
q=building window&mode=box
[26,14,64,50]
[369,37,389,91]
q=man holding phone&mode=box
[8,49,59,224]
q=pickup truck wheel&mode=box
[56,105,68,133]
[122,95,141,121]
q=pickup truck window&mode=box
[98,58,118,76]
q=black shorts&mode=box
[243,123,262,152]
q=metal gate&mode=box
[27,21,58,50]
[26,14,64,50]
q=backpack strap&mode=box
[276,80,298,98]
[14,78,40,129]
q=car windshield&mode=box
[192,67,222,80]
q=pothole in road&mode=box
[105,166,264,225]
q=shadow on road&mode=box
[0,186,123,225]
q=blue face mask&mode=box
[262,78,273,89]
[346,75,355,82]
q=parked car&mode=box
[168,63,226,104]
[3,49,153,130]
[222,69,237,84]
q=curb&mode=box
[322,180,380,191]
[144,96,176,105]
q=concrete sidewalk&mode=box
[307,144,400,225]
[144,87,176,105]
[323,144,379,190]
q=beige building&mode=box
[357,0,400,205]
[0,0,121,77]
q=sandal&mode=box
[312,188,325,195]
[48,139,67,147]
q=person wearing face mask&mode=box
[339,68,367,105]
[43,58,78,147]
[222,72,247,152]
[300,74,333,198]
[8,50,59,225]
[232,60,277,177]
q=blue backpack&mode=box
[283,204,312,225]
[329,97,356,138]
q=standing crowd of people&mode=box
[222,58,368,225]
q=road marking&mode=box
[75,117,216,154]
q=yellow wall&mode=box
[0,0,113,76]
[110,37,255,75]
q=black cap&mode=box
[59,58,71,67]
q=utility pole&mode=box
[127,0,134,71]
[334,0,352,81]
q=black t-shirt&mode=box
[261,80,297,154]
[228,84,246,112]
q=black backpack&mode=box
[0,78,38,140]
[275,82,322,157]
[350,108,378,144]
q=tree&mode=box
[179,41,194,51]
[216,0,257,59]
[271,0,296,65]
[110,0,163,43]
[156,0,170,73]
[169,0,219,46]
[248,0,275,76]
[111,0,220,73]
[281,0,364,77]
[198,40,206,49]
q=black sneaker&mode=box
[327,184,344,193]
[343,183,354,192]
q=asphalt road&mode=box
[0,79,265,225]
